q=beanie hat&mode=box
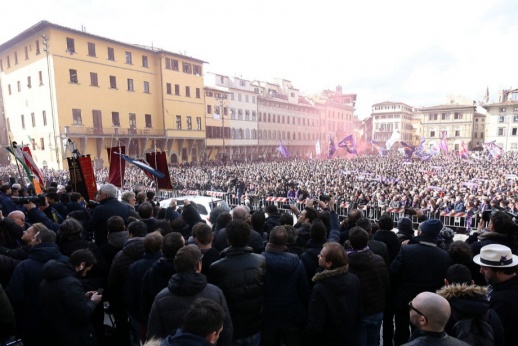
[266,204,278,214]
[209,207,226,224]
[419,219,443,239]
[397,217,414,237]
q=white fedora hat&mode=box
[473,244,518,268]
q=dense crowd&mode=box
[0,152,517,346]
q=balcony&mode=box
[63,126,165,137]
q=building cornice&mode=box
[0,20,207,64]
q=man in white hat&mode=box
[474,244,518,346]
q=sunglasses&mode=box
[408,301,428,322]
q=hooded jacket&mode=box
[141,257,176,324]
[305,266,361,346]
[263,248,309,328]
[348,249,390,315]
[6,243,67,341]
[437,284,504,346]
[146,272,232,346]
[40,259,97,346]
[107,237,144,308]
[208,247,265,339]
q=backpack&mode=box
[451,310,495,346]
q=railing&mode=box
[155,190,476,234]
[63,126,165,137]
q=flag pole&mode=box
[10,140,26,185]
[154,141,159,196]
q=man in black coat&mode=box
[141,232,185,325]
[390,219,452,345]
[147,244,233,345]
[436,264,504,346]
[348,227,390,346]
[304,242,361,346]
[125,231,163,344]
[40,249,103,346]
[209,219,265,345]
[138,202,159,233]
[374,213,402,346]
[474,244,518,346]
[6,225,67,346]
[87,184,130,246]
[213,206,263,253]
[373,213,400,264]
[107,220,147,346]
[262,226,309,345]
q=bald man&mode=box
[213,206,263,253]
[8,211,28,229]
[404,292,469,345]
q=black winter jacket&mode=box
[373,229,401,264]
[348,249,390,315]
[209,247,265,339]
[437,284,504,346]
[404,330,471,345]
[40,260,98,346]
[141,257,176,324]
[147,272,233,346]
[390,242,452,311]
[6,243,67,341]
[304,266,361,346]
[107,237,144,308]
[488,275,518,346]
[263,249,309,328]
[86,197,130,245]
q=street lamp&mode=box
[215,93,228,160]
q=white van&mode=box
[159,195,223,226]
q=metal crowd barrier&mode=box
[154,191,476,234]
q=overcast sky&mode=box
[1,0,518,119]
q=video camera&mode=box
[11,194,46,205]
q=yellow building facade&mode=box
[0,21,206,169]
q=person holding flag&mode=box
[459,141,470,159]
[328,135,337,159]
[338,135,357,155]
[276,140,291,158]
[369,139,387,157]
[439,131,448,154]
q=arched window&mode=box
[251,129,256,139]
[268,130,271,139]
[277,131,281,140]
[231,128,236,139]
[273,131,277,140]
[282,131,285,140]
[258,130,262,139]
[258,112,262,122]
[239,129,244,139]
[263,130,267,139]
[268,113,271,122]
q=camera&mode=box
[12,195,46,205]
